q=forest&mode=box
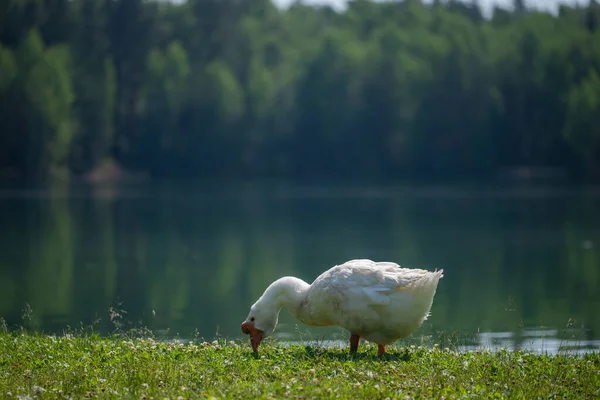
[0,0,599,182]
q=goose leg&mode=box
[377,344,386,356]
[349,334,360,354]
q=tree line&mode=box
[0,0,599,182]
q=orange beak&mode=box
[241,320,263,352]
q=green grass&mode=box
[1,331,599,399]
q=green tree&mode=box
[140,41,190,175]
[107,0,156,166]
[0,45,19,174]
[564,69,600,173]
[292,30,368,177]
[9,29,76,179]
[176,59,244,176]
[69,0,116,174]
[409,11,500,177]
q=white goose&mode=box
[241,259,443,355]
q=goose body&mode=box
[241,259,443,355]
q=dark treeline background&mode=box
[1,0,600,182]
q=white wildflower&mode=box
[31,386,45,394]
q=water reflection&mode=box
[460,329,600,355]
[0,181,599,356]
[274,330,600,356]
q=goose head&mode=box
[241,300,279,352]
[241,276,311,352]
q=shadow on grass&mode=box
[240,337,417,362]
[306,346,412,362]
[255,345,412,362]
[244,348,412,362]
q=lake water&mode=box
[1,180,599,355]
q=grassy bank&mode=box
[1,332,599,399]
